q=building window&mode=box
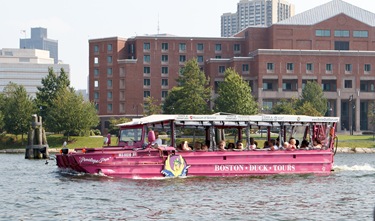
[144,91,150,98]
[179,43,186,51]
[344,80,352,88]
[282,83,292,91]
[267,63,274,71]
[94,92,99,99]
[263,82,273,90]
[107,79,112,87]
[107,91,112,99]
[287,63,294,71]
[179,55,186,62]
[197,56,204,63]
[94,57,99,64]
[353,30,368,38]
[215,55,221,59]
[345,64,352,72]
[306,63,313,71]
[162,55,168,62]
[94,45,99,53]
[197,43,204,51]
[334,41,349,50]
[219,66,225,73]
[234,44,240,51]
[162,91,168,98]
[94,68,99,76]
[94,80,98,87]
[107,68,112,75]
[107,104,112,112]
[144,66,150,74]
[326,64,332,71]
[315,29,330,37]
[144,42,150,50]
[107,56,112,63]
[144,55,150,63]
[365,64,371,72]
[215,44,222,51]
[107,44,112,51]
[334,30,350,37]
[162,79,168,86]
[144,79,150,86]
[161,43,168,51]
[162,67,168,74]
[242,64,249,72]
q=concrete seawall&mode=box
[0,148,374,154]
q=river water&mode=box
[0,153,374,221]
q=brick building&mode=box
[89,0,375,133]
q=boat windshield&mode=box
[119,128,143,142]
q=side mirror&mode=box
[148,130,155,143]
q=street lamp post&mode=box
[349,95,353,135]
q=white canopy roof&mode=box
[117,114,340,127]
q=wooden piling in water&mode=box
[25,114,49,159]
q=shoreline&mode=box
[0,147,374,154]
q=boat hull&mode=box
[56,149,334,179]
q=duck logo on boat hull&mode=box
[161,155,190,177]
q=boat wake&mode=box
[334,164,375,172]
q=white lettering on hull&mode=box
[79,157,111,164]
[214,164,296,172]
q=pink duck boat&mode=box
[56,114,339,179]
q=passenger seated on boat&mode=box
[194,142,202,151]
[235,141,244,150]
[270,139,279,151]
[300,140,309,149]
[182,141,192,151]
[227,142,235,150]
[283,142,289,149]
[313,139,323,149]
[249,138,257,150]
[295,139,300,149]
[286,138,297,150]
[201,144,209,151]
[218,140,226,151]
[152,131,162,146]
[263,140,271,149]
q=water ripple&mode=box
[0,154,374,220]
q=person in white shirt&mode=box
[152,131,162,147]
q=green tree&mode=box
[108,117,131,135]
[298,81,327,116]
[0,93,4,131]
[46,88,99,141]
[2,83,37,142]
[162,87,182,114]
[214,68,258,114]
[296,102,322,116]
[35,67,71,127]
[271,98,297,115]
[143,96,162,116]
[163,59,212,114]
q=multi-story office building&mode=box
[221,0,295,37]
[20,27,59,64]
[89,0,375,133]
[221,13,238,38]
[0,48,69,98]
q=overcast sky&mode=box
[1,0,374,90]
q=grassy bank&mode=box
[0,133,374,150]
[0,134,113,149]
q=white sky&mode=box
[1,0,374,90]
